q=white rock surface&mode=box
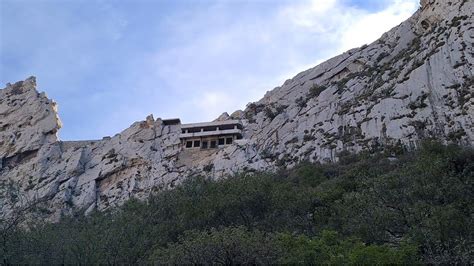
[0,77,61,159]
[1,0,473,220]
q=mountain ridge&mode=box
[1,0,473,220]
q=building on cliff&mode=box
[178,120,243,149]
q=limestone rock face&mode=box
[420,0,433,9]
[239,0,474,165]
[214,112,231,121]
[0,77,61,159]
[1,0,473,220]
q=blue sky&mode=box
[0,0,418,140]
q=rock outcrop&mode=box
[0,77,61,159]
[1,0,473,220]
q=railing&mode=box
[180,128,242,139]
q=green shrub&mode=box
[151,227,279,264]
[296,96,307,108]
[308,84,327,98]
[203,163,214,172]
[4,141,472,264]
[264,104,287,120]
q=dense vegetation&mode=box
[1,142,473,264]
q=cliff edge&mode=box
[1,0,472,220]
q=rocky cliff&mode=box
[1,0,473,220]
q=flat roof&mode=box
[162,118,181,125]
[181,119,242,129]
[180,128,242,139]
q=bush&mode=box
[264,107,276,120]
[277,230,418,265]
[203,163,214,172]
[4,141,472,264]
[296,96,307,108]
[264,104,287,120]
[308,84,327,98]
[151,227,280,264]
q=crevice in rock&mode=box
[0,149,38,170]
[425,59,446,138]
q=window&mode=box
[219,124,234,130]
[218,138,225,145]
[202,141,208,149]
[226,137,233,145]
[193,140,201,148]
[185,141,193,148]
[204,127,218,132]
[210,140,217,148]
[187,128,201,133]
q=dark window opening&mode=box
[219,124,243,130]
[163,119,181,126]
[210,140,217,148]
[219,124,234,130]
[186,141,193,148]
[226,137,233,145]
[186,128,201,133]
[202,141,208,149]
[218,138,225,145]
[194,140,201,147]
[203,127,217,132]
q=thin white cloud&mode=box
[192,91,234,121]
[148,0,419,123]
[339,0,419,51]
[280,0,339,30]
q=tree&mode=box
[0,179,45,264]
[151,226,280,264]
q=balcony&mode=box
[180,128,242,139]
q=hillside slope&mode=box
[4,142,473,264]
[0,0,473,219]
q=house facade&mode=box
[179,120,243,150]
